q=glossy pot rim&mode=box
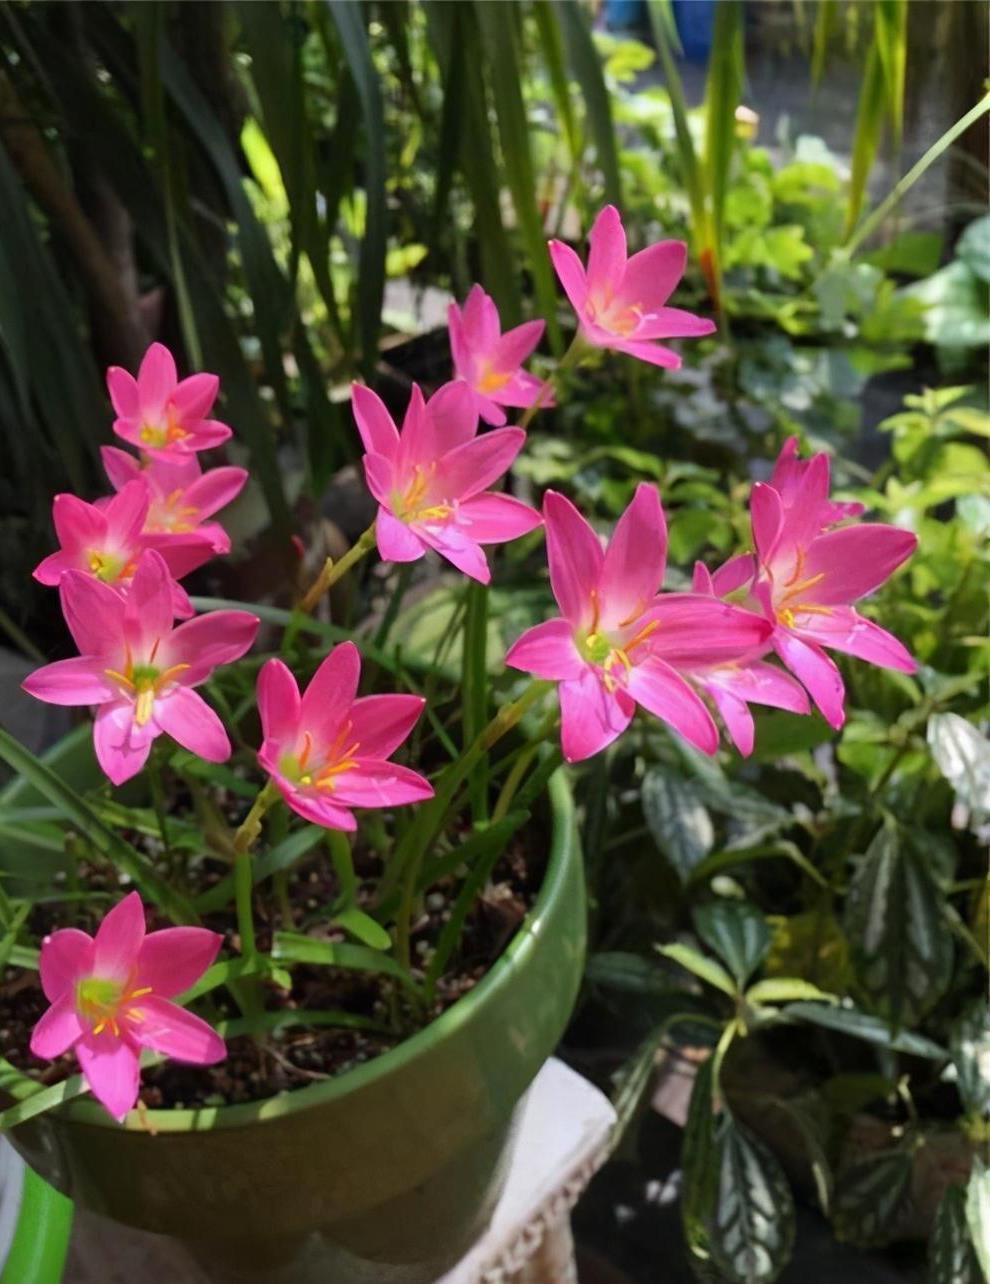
[6,767,575,1134]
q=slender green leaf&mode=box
[333,906,392,952]
[745,978,836,1007]
[965,1160,990,1282]
[0,729,194,923]
[929,1184,983,1284]
[271,931,416,988]
[833,1146,913,1248]
[558,0,622,205]
[950,1000,990,1121]
[656,942,737,997]
[195,824,324,913]
[0,1051,167,1131]
[786,1000,948,1060]
[682,1055,719,1267]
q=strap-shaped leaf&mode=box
[785,1000,948,1060]
[557,0,622,206]
[833,1146,913,1248]
[966,1158,990,1282]
[950,1000,990,1121]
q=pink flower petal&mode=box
[32,551,72,587]
[153,687,231,762]
[277,784,357,832]
[548,239,589,314]
[376,508,425,562]
[626,655,719,753]
[94,891,145,981]
[30,992,84,1060]
[22,657,116,706]
[170,373,218,423]
[706,660,810,714]
[491,319,545,374]
[182,466,248,520]
[51,493,106,556]
[352,384,400,457]
[396,385,436,473]
[706,685,755,756]
[489,370,549,410]
[93,702,156,785]
[543,490,605,629]
[472,390,508,426]
[58,571,127,660]
[434,427,525,502]
[647,595,770,666]
[75,1032,141,1121]
[101,445,142,491]
[106,367,140,421]
[558,670,634,762]
[586,205,627,298]
[329,759,434,808]
[609,338,682,369]
[505,619,586,681]
[141,531,215,580]
[792,606,916,672]
[632,306,716,340]
[104,480,150,545]
[616,241,687,312]
[363,452,395,507]
[796,525,918,605]
[600,482,667,627]
[711,553,757,597]
[456,493,542,544]
[132,995,225,1064]
[123,551,176,659]
[750,483,785,566]
[692,561,715,593]
[257,658,302,746]
[184,419,231,450]
[136,927,223,998]
[416,523,491,583]
[773,631,846,729]
[461,283,500,351]
[136,343,177,420]
[347,694,425,760]
[448,302,470,378]
[427,380,479,453]
[164,610,259,684]
[39,928,94,1001]
[300,642,362,742]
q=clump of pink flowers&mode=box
[16,205,917,1123]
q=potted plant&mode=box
[0,207,920,1282]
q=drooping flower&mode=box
[505,486,772,762]
[107,342,232,460]
[102,446,247,555]
[743,481,918,729]
[23,550,259,785]
[30,892,224,1121]
[687,562,810,756]
[353,381,541,584]
[548,205,715,368]
[448,285,550,426]
[32,481,212,619]
[257,642,433,831]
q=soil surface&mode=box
[0,784,546,1109]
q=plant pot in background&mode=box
[1,733,586,1284]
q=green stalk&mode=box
[844,91,990,258]
[297,519,377,615]
[231,780,280,964]
[462,580,490,823]
[517,332,588,431]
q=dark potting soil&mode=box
[0,790,547,1110]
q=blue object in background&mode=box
[672,0,718,60]
[602,0,647,32]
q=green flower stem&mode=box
[517,332,589,431]
[393,681,550,971]
[232,780,281,963]
[297,520,378,615]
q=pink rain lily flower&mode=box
[30,892,224,1121]
[107,342,232,459]
[505,486,772,762]
[102,446,247,555]
[33,480,213,619]
[707,470,918,730]
[448,285,550,426]
[353,381,541,584]
[548,205,715,368]
[23,550,259,785]
[688,562,810,756]
[257,642,433,831]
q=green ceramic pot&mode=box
[3,732,585,1284]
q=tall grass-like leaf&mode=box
[462,580,490,822]
[532,2,580,165]
[271,932,416,989]
[844,0,907,239]
[701,0,744,314]
[476,2,562,350]
[557,0,623,206]
[326,0,387,376]
[0,729,195,924]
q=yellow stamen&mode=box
[478,367,511,394]
[134,687,155,727]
